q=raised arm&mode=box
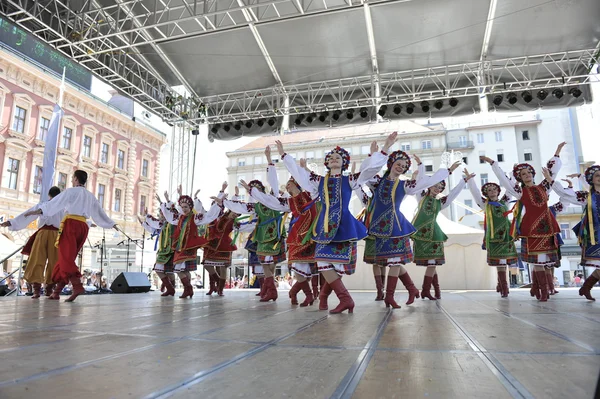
[546,142,566,179]
[90,200,116,229]
[483,157,522,199]
[194,202,222,226]
[160,200,180,225]
[441,176,469,210]
[38,190,71,217]
[466,174,486,209]
[249,187,290,212]
[6,203,41,231]
[222,198,256,215]
[266,164,280,196]
[279,146,319,196]
[405,162,458,195]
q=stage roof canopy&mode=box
[2,0,599,136]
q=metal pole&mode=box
[17,253,24,298]
[140,230,145,273]
[126,237,130,273]
[190,132,199,194]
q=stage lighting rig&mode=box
[245,120,253,129]
[257,119,265,127]
[211,124,220,134]
[552,88,564,99]
[267,118,276,127]
[569,87,582,98]
[332,110,342,121]
[492,95,503,106]
[346,109,355,120]
[536,90,548,101]
[378,105,387,117]
[521,91,533,103]
[294,114,305,125]
[319,111,329,122]
[420,101,430,113]
[359,108,369,118]
[434,100,443,110]
[406,103,415,114]
[449,98,458,107]
[306,113,317,123]
[507,93,518,105]
[393,104,402,115]
[224,123,232,132]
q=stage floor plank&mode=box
[1,288,598,399]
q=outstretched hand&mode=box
[566,173,580,179]
[370,140,379,155]
[0,221,11,227]
[382,131,398,152]
[234,186,239,196]
[542,167,553,181]
[555,141,567,156]
[413,154,421,164]
[239,179,251,192]
[265,146,272,163]
[481,156,494,165]
[275,140,285,156]
[449,161,461,172]
[177,184,182,196]
[163,191,170,202]
[561,178,574,188]
[194,189,201,199]
[221,181,228,192]
[210,196,224,206]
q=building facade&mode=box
[0,48,166,276]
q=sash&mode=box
[55,214,87,247]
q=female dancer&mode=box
[277,132,396,313]
[544,165,600,300]
[243,148,319,307]
[365,152,458,308]
[482,142,565,302]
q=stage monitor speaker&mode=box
[0,285,8,296]
[110,272,151,294]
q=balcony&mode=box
[447,141,474,150]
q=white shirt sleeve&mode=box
[250,188,290,212]
[8,204,41,231]
[194,198,206,215]
[194,202,221,226]
[235,220,257,233]
[282,153,320,197]
[551,181,586,206]
[405,168,450,195]
[223,199,255,215]
[440,178,467,210]
[89,198,116,229]
[467,179,486,209]
[491,162,522,199]
[351,151,387,188]
[161,202,180,225]
[267,165,280,194]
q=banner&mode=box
[40,104,63,202]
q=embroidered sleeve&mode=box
[575,191,589,203]
[550,201,564,214]
[309,171,321,183]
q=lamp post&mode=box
[440,149,463,222]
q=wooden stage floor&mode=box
[1,288,599,399]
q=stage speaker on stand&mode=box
[110,272,151,293]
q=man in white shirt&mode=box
[1,186,63,299]
[25,170,117,302]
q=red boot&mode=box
[206,273,216,295]
[579,274,599,301]
[399,272,420,305]
[329,278,354,314]
[260,276,278,302]
[498,270,509,298]
[217,278,226,296]
[179,277,194,299]
[160,276,175,296]
[288,281,302,305]
[546,271,557,295]
[384,276,401,309]
[300,281,314,307]
[535,271,549,302]
[44,283,55,297]
[319,281,332,311]
[255,277,265,297]
[31,283,42,299]
[496,272,501,293]
[49,282,65,300]
[421,275,436,301]
[530,271,540,299]
[374,274,384,301]
[311,275,319,299]
[160,280,165,292]
[432,273,441,299]
[65,277,85,302]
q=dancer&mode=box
[482,142,565,302]
[465,169,518,298]
[1,186,62,298]
[365,153,458,308]
[23,170,116,302]
[277,132,397,313]
[243,147,319,307]
[412,167,470,300]
[161,186,223,299]
[544,165,600,300]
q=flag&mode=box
[40,104,63,202]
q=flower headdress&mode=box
[512,163,535,183]
[387,150,411,174]
[248,179,266,193]
[481,182,501,198]
[584,165,600,186]
[324,146,351,171]
[178,195,194,208]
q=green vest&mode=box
[252,203,286,255]
[412,196,448,243]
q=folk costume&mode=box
[550,165,600,300]
[490,156,562,302]
[412,175,466,300]
[365,153,451,308]
[282,148,387,314]
[38,186,115,302]
[162,195,221,299]
[467,180,518,298]
[249,164,319,307]
[7,198,63,298]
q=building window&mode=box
[465,199,473,215]
[421,140,432,150]
[495,131,502,142]
[477,133,484,143]
[12,106,27,134]
[114,189,122,212]
[522,130,530,140]
[401,143,411,152]
[98,184,106,207]
[305,151,315,160]
[462,157,468,165]
[142,159,149,178]
[38,117,50,141]
[117,149,125,169]
[497,153,504,162]
[33,166,43,194]
[238,158,246,167]
[361,145,370,155]
[524,153,533,161]
[425,165,434,172]
[139,195,147,215]
[480,173,489,185]
[479,151,485,164]
[100,143,109,164]
[82,135,92,158]
[254,156,263,165]
[58,172,67,191]
[62,127,72,149]
[6,158,19,190]
[459,135,467,146]
[560,223,571,240]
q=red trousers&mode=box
[51,219,89,284]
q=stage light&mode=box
[306,113,317,123]
[420,101,430,113]
[224,123,231,132]
[507,92,518,105]
[378,105,387,117]
[492,95,503,106]
[569,87,582,98]
[449,97,458,107]
[267,118,275,126]
[234,122,242,130]
[294,114,305,125]
[536,90,548,101]
[359,108,368,118]
[552,88,564,99]
[257,118,265,127]
[318,111,329,122]
[521,91,533,103]
[406,103,415,114]
[434,100,443,110]
[332,110,342,121]
[245,120,253,129]
[346,109,355,120]
[210,124,220,134]
[393,104,402,115]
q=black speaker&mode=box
[110,272,151,293]
[0,285,8,296]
